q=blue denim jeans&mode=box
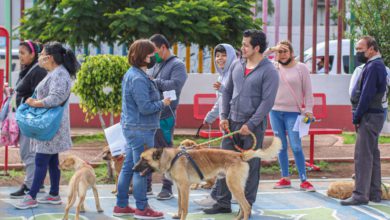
[270,110,307,182]
[116,129,156,210]
[29,153,60,199]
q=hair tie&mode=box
[26,40,35,54]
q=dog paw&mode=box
[111,190,117,194]
[201,184,213,189]
[97,208,104,213]
[190,184,199,190]
[80,210,86,213]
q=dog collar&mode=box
[170,149,204,180]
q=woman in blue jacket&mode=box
[113,39,170,219]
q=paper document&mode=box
[163,90,177,101]
[293,115,310,138]
[104,123,126,157]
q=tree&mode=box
[19,0,130,47]
[20,0,261,49]
[351,0,390,66]
[72,55,129,126]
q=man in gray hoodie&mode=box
[204,29,279,214]
[149,34,188,200]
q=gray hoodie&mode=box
[204,44,237,124]
[221,58,279,131]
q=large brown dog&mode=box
[327,181,390,200]
[179,139,216,190]
[102,146,125,194]
[134,137,282,220]
[60,155,103,220]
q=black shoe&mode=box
[370,198,381,203]
[203,204,232,214]
[39,185,45,193]
[10,184,29,199]
[340,197,368,206]
[156,191,173,200]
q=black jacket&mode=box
[15,61,47,107]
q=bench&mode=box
[193,93,343,171]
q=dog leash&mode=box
[189,130,257,152]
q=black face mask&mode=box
[356,51,368,63]
[147,56,156,69]
[278,58,292,66]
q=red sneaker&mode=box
[300,181,316,192]
[113,205,136,216]
[273,178,291,189]
[134,206,164,219]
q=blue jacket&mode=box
[352,57,387,124]
[121,66,163,130]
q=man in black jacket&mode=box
[342,36,387,206]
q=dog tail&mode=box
[241,136,282,161]
[67,173,81,207]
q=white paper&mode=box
[104,123,126,157]
[163,90,177,101]
[293,115,310,138]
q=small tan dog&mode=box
[60,155,103,220]
[102,146,125,194]
[179,139,216,190]
[327,181,390,200]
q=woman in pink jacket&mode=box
[264,40,315,191]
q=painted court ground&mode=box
[1,178,390,220]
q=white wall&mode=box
[179,73,352,105]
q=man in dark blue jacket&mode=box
[342,36,387,206]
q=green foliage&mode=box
[342,132,390,144]
[19,0,261,49]
[72,133,106,145]
[19,0,128,47]
[351,0,390,66]
[72,55,129,121]
[257,0,275,17]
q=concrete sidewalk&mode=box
[1,179,390,219]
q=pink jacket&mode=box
[272,62,314,114]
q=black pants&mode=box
[353,113,385,202]
[216,119,266,208]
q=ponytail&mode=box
[43,42,80,78]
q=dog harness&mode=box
[170,149,204,180]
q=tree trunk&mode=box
[98,112,114,179]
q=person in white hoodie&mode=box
[203,44,237,125]
[194,43,237,207]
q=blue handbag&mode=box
[16,93,69,141]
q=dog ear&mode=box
[152,148,163,161]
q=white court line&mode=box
[351,206,387,220]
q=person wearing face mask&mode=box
[204,29,279,215]
[13,42,79,210]
[8,40,47,199]
[148,34,187,200]
[112,39,170,218]
[263,40,316,192]
[341,36,388,206]
[348,56,390,121]
[193,43,237,207]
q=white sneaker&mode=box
[194,195,217,207]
